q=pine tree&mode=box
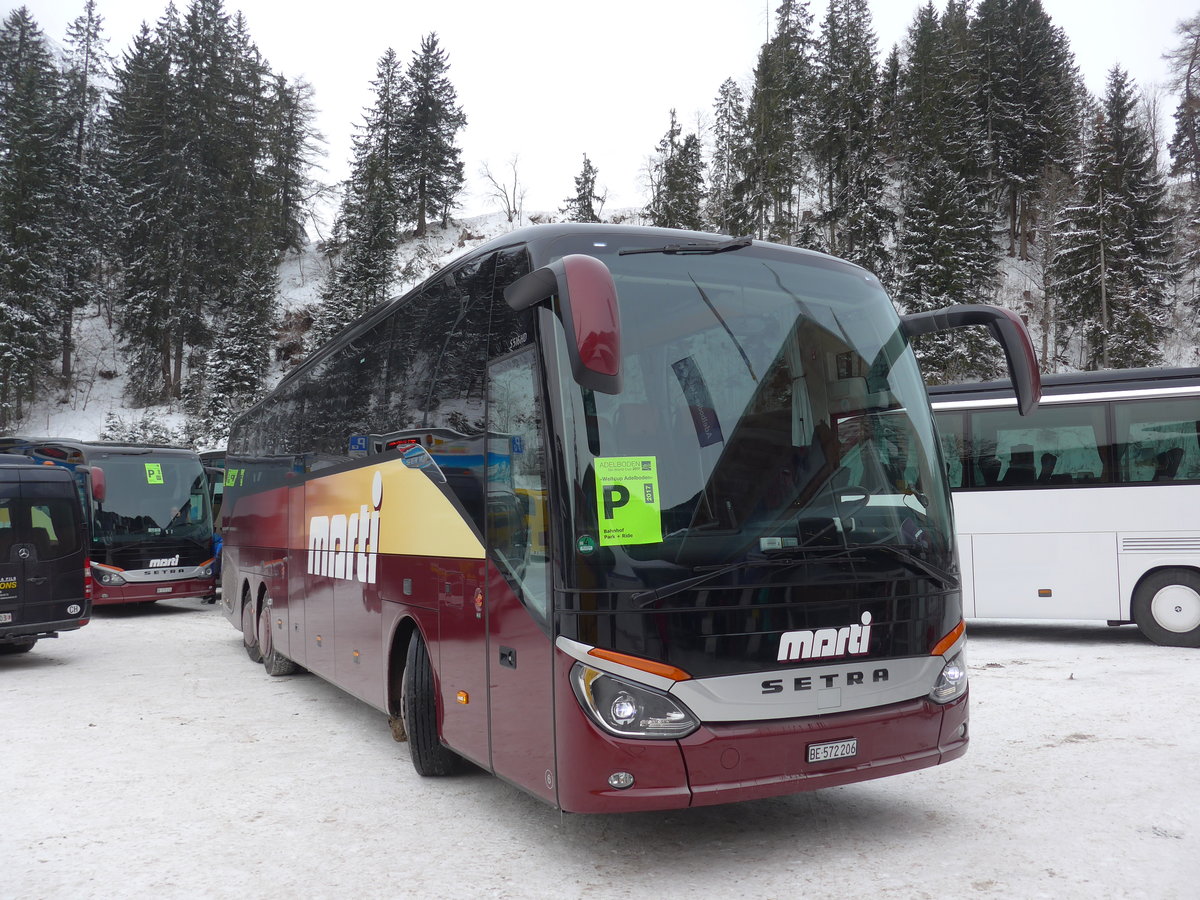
[643,110,706,231]
[895,157,1001,382]
[263,74,322,253]
[1052,68,1177,370]
[397,33,466,237]
[57,0,116,382]
[738,1,816,242]
[1166,12,1200,319]
[970,0,1081,259]
[560,154,605,223]
[107,17,185,404]
[0,8,64,426]
[810,0,893,273]
[707,78,748,234]
[312,48,406,347]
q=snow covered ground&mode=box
[2,600,1195,899]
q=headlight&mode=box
[570,663,699,739]
[94,567,126,586]
[201,565,213,577]
[929,650,967,704]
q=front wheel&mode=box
[1132,568,1200,647]
[401,632,463,776]
[0,637,37,655]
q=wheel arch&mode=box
[387,616,421,719]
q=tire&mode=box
[401,632,463,776]
[0,637,37,655]
[259,594,298,676]
[1132,568,1200,648]
[241,591,262,663]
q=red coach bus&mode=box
[220,224,1039,812]
[0,439,217,605]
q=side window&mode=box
[1114,398,1200,483]
[933,411,965,488]
[968,403,1108,488]
[29,500,81,559]
[489,246,533,360]
[488,348,549,623]
[372,253,498,531]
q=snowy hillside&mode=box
[16,211,539,448]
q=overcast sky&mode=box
[20,0,1199,221]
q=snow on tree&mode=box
[397,33,466,238]
[560,153,605,223]
[643,109,706,231]
[1052,67,1177,370]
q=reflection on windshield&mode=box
[557,239,953,584]
[93,458,213,544]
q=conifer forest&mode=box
[1,0,1198,445]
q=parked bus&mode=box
[0,454,91,653]
[0,439,217,605]
[220,223,1039,812]
[929,367,1200,647]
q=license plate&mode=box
[156,587,173,594]
[0,612,11,623]
[807,738,857,763]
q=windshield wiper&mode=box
[633,556,813,608]
[845,544,957,590]
[619,236,753,256]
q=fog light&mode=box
[608,771,635,790]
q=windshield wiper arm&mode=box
[848,544,957,590]
[619,236,753,256]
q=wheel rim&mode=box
[1150,583,1200,634]
[258,603,272,659]
[241,598,256,648]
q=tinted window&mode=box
[1113,398,1200,484]
[966,403,1108,488]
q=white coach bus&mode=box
[928,367,1200,647]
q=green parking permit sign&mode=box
[145,462,164,484]
[594,456,662,546]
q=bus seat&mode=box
[1001,445,1037,486]
[1037,452,1058,484]
[979,456,1002,486]
[1154,447,1184,481]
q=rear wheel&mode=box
[0,637,37,655]
[401,632,463,776]
[1132,569,1200,648]
[258,594,298,676]
[241,590,262,663]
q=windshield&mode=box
[547,236,954,590]
[92,455,213,545]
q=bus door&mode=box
[485,349,555,804]
[0,474,85,625]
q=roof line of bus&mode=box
[927,366,1200,405]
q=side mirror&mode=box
[504,254,622,394]
[401,444,447,485]
[89,465,106,503]
[902,304,1041,416]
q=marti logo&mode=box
[308,471,383,584]
[777,612,873,662]
[149,555,180,567]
